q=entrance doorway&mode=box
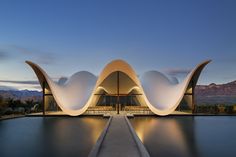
[95,94,142,113]
[94,71,142,114]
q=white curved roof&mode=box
[26,59,210,116]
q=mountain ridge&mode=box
[0,89,42,102]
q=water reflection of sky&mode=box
[130,116,236,157]
[0,117,107,157]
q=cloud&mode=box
[58,77,68,85]
[0,80,39,85]
[221,74,236,80]
[0,50,10,61]
[9,45,33,54]
[35,54,55,65]
[0,84,41,91]
[0,45,56,65]
[0,85,18,91]
[9,45,55,64]
[212,57,236,65]
[17,85,42,91]
[0,80,41,91]
[164,68,191,76]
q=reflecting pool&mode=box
[0,116,107,157]
[130,116,236,157]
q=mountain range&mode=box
[195,80,236,105]
[0,90,42,102]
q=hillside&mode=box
[195,80,236,105]
[0,90,42,102]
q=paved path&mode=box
[97,116,141,157]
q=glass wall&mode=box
[43,82,61,115]
[96,95,140,106]
[44,95,60,113]
[177,87,194,113]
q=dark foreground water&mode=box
[130,116,236,157]
[0,116,107,157]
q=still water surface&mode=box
[130,116,236,157]
[0,116,107,157]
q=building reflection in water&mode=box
[40,116,107,157]
[0,117,107,157]
[130,116,197,157]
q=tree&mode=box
[6,98,14,108]
[0,95,4,116]
[0,95,3,105]
[25,99,34,108]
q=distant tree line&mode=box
[194,104,236,114]
[0,95,42,116]
[176,101,236,114]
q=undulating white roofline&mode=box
[26,59,210,116]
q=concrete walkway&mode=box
[94,115,146,157]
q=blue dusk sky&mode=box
[0,0,236,90]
